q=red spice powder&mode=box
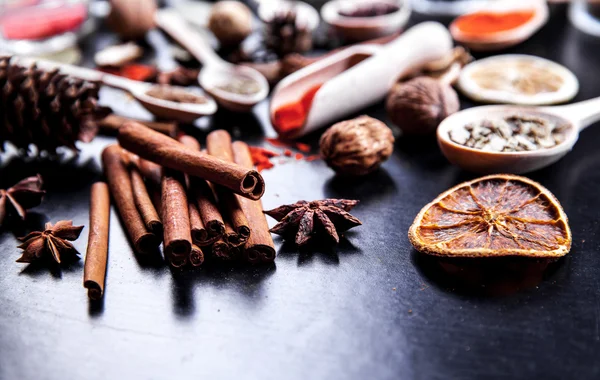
[0,3,87,40]
[295,142,311,153]
[249,146,280,172]
[265,138,288,148]
[453,10,535,36]
[305,155,320,162]
[284,149,293,157]
[98,64,157,82]
[295,153,304,160]
[273,84,322,135]
[119,64,157,82]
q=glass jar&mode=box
[0,0,91,56]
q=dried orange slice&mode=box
[409,174,571,258]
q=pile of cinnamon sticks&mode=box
[101,122,275,267]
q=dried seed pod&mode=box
[386,76,459,135]
[319,116,394,176]
[208,1,253,46]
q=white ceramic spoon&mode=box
[450,0,548,51]
[437,97,600,174]
[155,9,269,112]
[21,57,217,122]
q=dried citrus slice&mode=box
[457,55,579,105]
[408,174,571,258]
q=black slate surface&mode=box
[2,5,600,380]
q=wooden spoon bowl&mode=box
[450,1,548,52]
[437,97,600,174]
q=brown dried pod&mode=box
[208,1,253,46]
[386,76,459,135]
[320,116,394,176]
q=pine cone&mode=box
[0,56,105,153]
[265,10,312,58]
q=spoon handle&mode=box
[549,96,600,131]
[19,58,140,93]
[155,9,223,68]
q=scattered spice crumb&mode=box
[251,138,319,172]
[408,309,412,313]
[392,287,396,291]
[249,146,280,172]
[266,138,289,148]
[295,142,311,152]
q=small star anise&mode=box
[17,221,84,264]
[264,199,362,246]
[0,175,45,227]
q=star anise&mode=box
[264,199,362,246]
[0,175,45,227]
[16,221,84,264]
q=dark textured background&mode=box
[2,4,600,380]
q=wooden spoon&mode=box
[155,9,269,112]
[436,97,600,174]
[21,58,217,122]
[450,0,548,52]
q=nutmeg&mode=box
[386,77,459,135]
[208,1,253,46]
[320,116,395,176]
[106,0,157,40]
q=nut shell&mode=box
[208,1,253,46]
[320,116,394,176]
[386,77,459,135]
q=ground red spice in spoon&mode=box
[453,10,535,36]
[273,84,322,135]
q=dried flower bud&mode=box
[208,1,253,46]
[320,116,394,176]
[386,77,459,135]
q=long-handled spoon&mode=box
[154,9,269,112]
[20,58,217,122]
[437,97,600,173]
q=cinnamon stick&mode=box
[232,141,276,264]
[84,182,110,300]
[99,114,178,137]
[224,220,246,248]
[118,122,265,200]
[190,244,205,267]
[161,168,191,267]
[212,238,232,260]
[130,164,163,237]
[102,145,160,254]
[206,130,250,246]
[138,158,162,187]
[177,135,225,243]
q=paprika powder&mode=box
[273,84,322,135]
[453,10,536,36]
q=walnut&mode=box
[320,116,395,176]
[386,77,459,135]
[208,1,253,46]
